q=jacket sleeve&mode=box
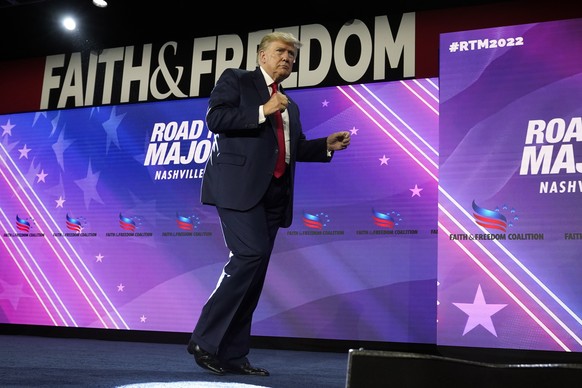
[206,69,261,134]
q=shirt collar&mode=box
[259,66,276,87]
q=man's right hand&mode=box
[264,91,289,116]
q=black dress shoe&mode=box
[187,343,225,375]
[224,361,270,376]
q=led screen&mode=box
[438,18,582,353]
[0,78,438,344]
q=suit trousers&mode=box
[191,170,290,364]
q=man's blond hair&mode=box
[256,32,302,64]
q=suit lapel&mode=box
[252,68,270,103]
[252,68,281,136]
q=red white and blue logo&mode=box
[471,200,519,232]
[302,211,330,230]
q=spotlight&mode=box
[62,16,76,31]
[92,0,108,7]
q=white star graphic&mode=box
[379,155,390,165]
[1,119,15,136]
[96,253,104,262]
[52,127,74,170]
[0,279,32,309]
[321,99,329,107]
[55,196,65,208]
[350,126,359,135]
[140,315,147,323]
[103,106,126,154]
[36,169,48,183]
[410,184,423,197]
[117,283,125,292]
[1,135,19,153]
[33,111,48,126]
[453,284,507,336]
[90,107,101,117]
[25,160,43,186]
[126,191,168,232]
[74,161,105,209]
[50,111,61,137]
[18,144,31,159]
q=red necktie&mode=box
[271,83,286,178]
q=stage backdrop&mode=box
[438,18,582,353]
[0,78,438,344]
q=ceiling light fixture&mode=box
[92,0,108,7]
[62,16,76,31]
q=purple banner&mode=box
[439,18,582,352]
[0,78,438,344]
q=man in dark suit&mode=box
[187,31,351,377]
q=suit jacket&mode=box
[201,67,332,227]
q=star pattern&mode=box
[25,160,42,186]
[36,169,48,183]
[0,80,443,340]
[32,111,48,126]
[0,279,31,309]
[453,285,507,336]
[52,126,74,170]
[50,111,60,137]
[44,175,66,203]
[410,184,423,197]
[1,135,18,153]
[127,191,163,228]
[55,196,66,207]
[103,106,126,155]
[74,161,105,209]
[1,119,15,136]
[18,144,31,159]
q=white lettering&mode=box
[121,44,152,103]
[40,54,65,110]
[180,140,212,164]
[525,119,545,144]
[84,51,99,106]
[40,14,417,110]
[99,47,125,105]
[564,117,582,142]
[145,141,212,166]
[150,121,206,142]
[374,13,415,79]
[550,144,576,174]
[540,180,582,193]
[189,36,216,97]
[150,42,187,99]
[335,19,372,82]
[245,30,270,70]
[525,117,582,144]
[520,145,553,175]
[144,143,167,165]
[297,24,333,87]
[215,35,244,83]
[546,118,566,144]
[57,52,84,108]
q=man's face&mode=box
[260,40,296,83]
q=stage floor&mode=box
[0,334,349,388]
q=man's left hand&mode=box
[327,131,351,151]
